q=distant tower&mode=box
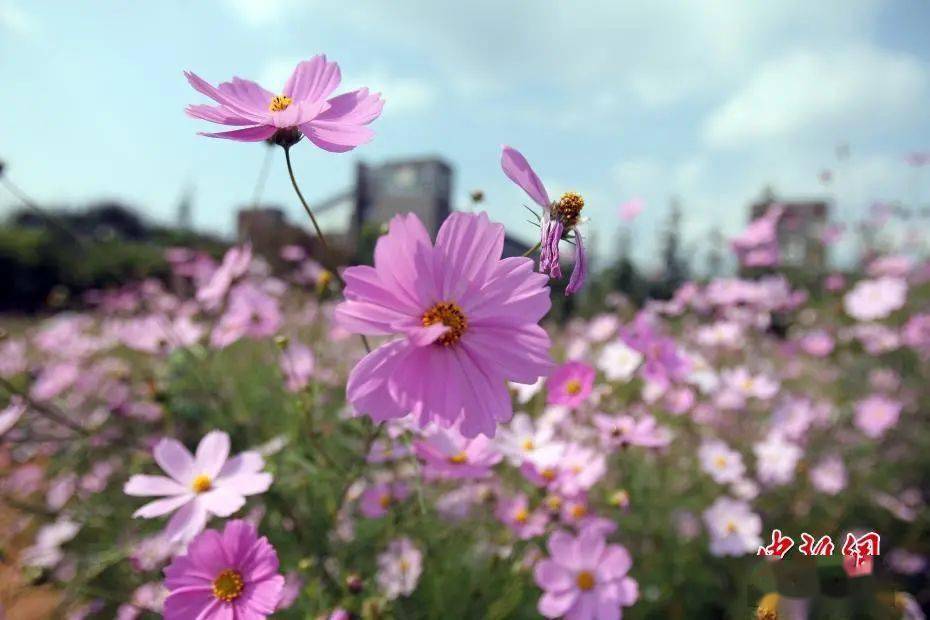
[176,183,194,230]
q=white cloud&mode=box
[703,47,929,148]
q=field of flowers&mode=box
[1,56,929,620]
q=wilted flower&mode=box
[163,520,284,619]
[124,431,272,543]
[534,528,638,619]
[335,211,553,438]
[501,146,587,294]
[186,55,383,151]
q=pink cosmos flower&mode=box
[359,482,410,519]
[185,55,384,151]
[30,361,79,401]
[843,277,907,321]
[197,245,252,310]
[698,440,745,485]
[210,283,282,349]
[163,520,284,619]
[534,528,638,619]
[702,496,763,557]
[0,396,25,437]
[753,434,802,486]
[618,198,644,222]
[547,361,595,409]
[799,329,834,357]
[501,146,587,295]
[809,455,847,495]
[496,493,548,539]
[376,537,423,600]
[334,211,553,438]
[279,341,316,392]
[414,427,502,479]
[593,413,671,450]
[854,394,902,438]
[124,431,272,543]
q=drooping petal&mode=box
[195,431,230,478]
[124,474,188,497]
[283,56,342,104]
[198,125,278,142]
[154,438,196,484]
[501,146,550,208]
[566,229,588,296]
[133,494,192,519]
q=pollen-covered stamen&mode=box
[421,302,468,346]
[448,451,468,464]
[565,379,582,396]
[554,191,584,229]
[212,568,245,602]
[269,94,293,112]
[191,474,212,493]
[576,570,596,591]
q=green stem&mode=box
[0,377,90,436]
[522,241,541,257]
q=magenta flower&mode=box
[185,55,383,151]
[334,211,553,438]
[124,431,272,543]
[534,528,638,619]
[547,361,595,409]
[210,283,282,349]
[501,146,587,295]
[163,520,284,619]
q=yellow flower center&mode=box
[555,192,585,228]
[449,451,468,464]
[714,456,729,469]
[570,504,588,519]
[541,468,557,481]
[725,520,738,534]
[191,474,213,493]
[544,494,562,510]
[521,439,535,452]
[576,570,596,591]
[421,301,468,346]
[514,508,529,523]
[565,379,582,396]
[269,94,293,112]
[379,494,392,509]
[212,569,245,602]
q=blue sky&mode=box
[1,0,928,269]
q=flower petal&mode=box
[133,494,192,519]
[124,474,188,497]
[195,431,230,478]
[154,438,196,484]
[501,145,550,208]
[283,55,341,103]
[198,125,278,142]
